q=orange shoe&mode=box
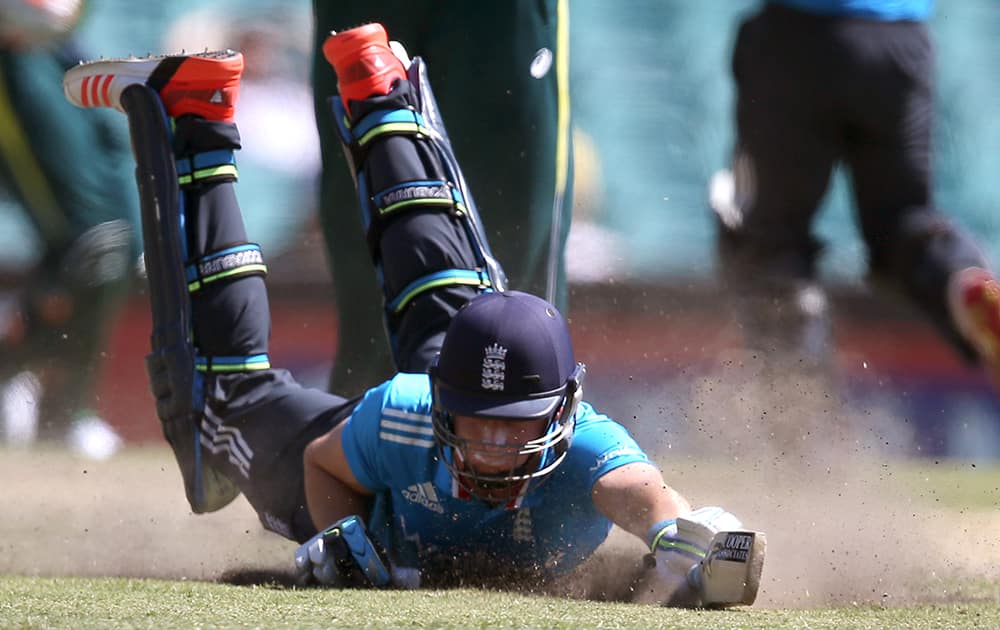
[322,23,407,111]
[63,50,243,122]
[950,266,1000,376]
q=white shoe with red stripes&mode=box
[63,50,244,122]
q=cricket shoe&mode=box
[322,23,408,111]
[949,267,1000,383]
[63,50,244,122]
[689,530,766,607]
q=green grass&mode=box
[1,576,998,630]
[3,450,998,628]
[893,460,1000,510]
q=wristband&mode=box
[646,518,678,552]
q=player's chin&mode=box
[465,478,527,503]
[456,455,536,502]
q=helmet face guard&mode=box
[432,363,585,503]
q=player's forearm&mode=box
[303,459,368,530]
[591,462,692,543]
[302,434,371,530]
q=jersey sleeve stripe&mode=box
[382,407,432,423]
[379,432,435,448]
[381,419,434,436]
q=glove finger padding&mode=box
[294,515,392,588]
[641,506,762,608]
[693,530,766,607]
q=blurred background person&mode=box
[0,0,139,459]
[709,0,1000,392]
[312,0,574,396]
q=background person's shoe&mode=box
[949,266,1000,385]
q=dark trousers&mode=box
[720,4,986,360]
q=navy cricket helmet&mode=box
[430,291,585,502]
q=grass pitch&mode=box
[2,576,999,629]
[1,444,999,628]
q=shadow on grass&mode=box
[215,550,652,603]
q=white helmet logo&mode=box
[481,343,508,391]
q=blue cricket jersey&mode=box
[340,373,650,578]
[768,0,934,21]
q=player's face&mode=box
[451,415,549,500]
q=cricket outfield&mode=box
[1,443,997,628]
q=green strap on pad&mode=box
[387,268,494,315]
[185,243,267,293]
[336,103,458,260]
[195,353,271,373]
[330,56,509,351]
[176,149,238,186]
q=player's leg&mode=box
[310,3,418,397]
[0,45,139,455]
[320,24,507,372]
[844,19,1000,383]
[64,53,353,540]
[311,1,571,396]
[712,5,838,366]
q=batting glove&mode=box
[647,506,744,606]
[294,515,391,588]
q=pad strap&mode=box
[359,176,468,257]
[352,108,432,146]
[176,149,238,186]
[195,353,271,373]
[185,243,267,293]
[335,107,433,157]
[373,179,464,218]
[341,107,456,258]
[387,269,493,315]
